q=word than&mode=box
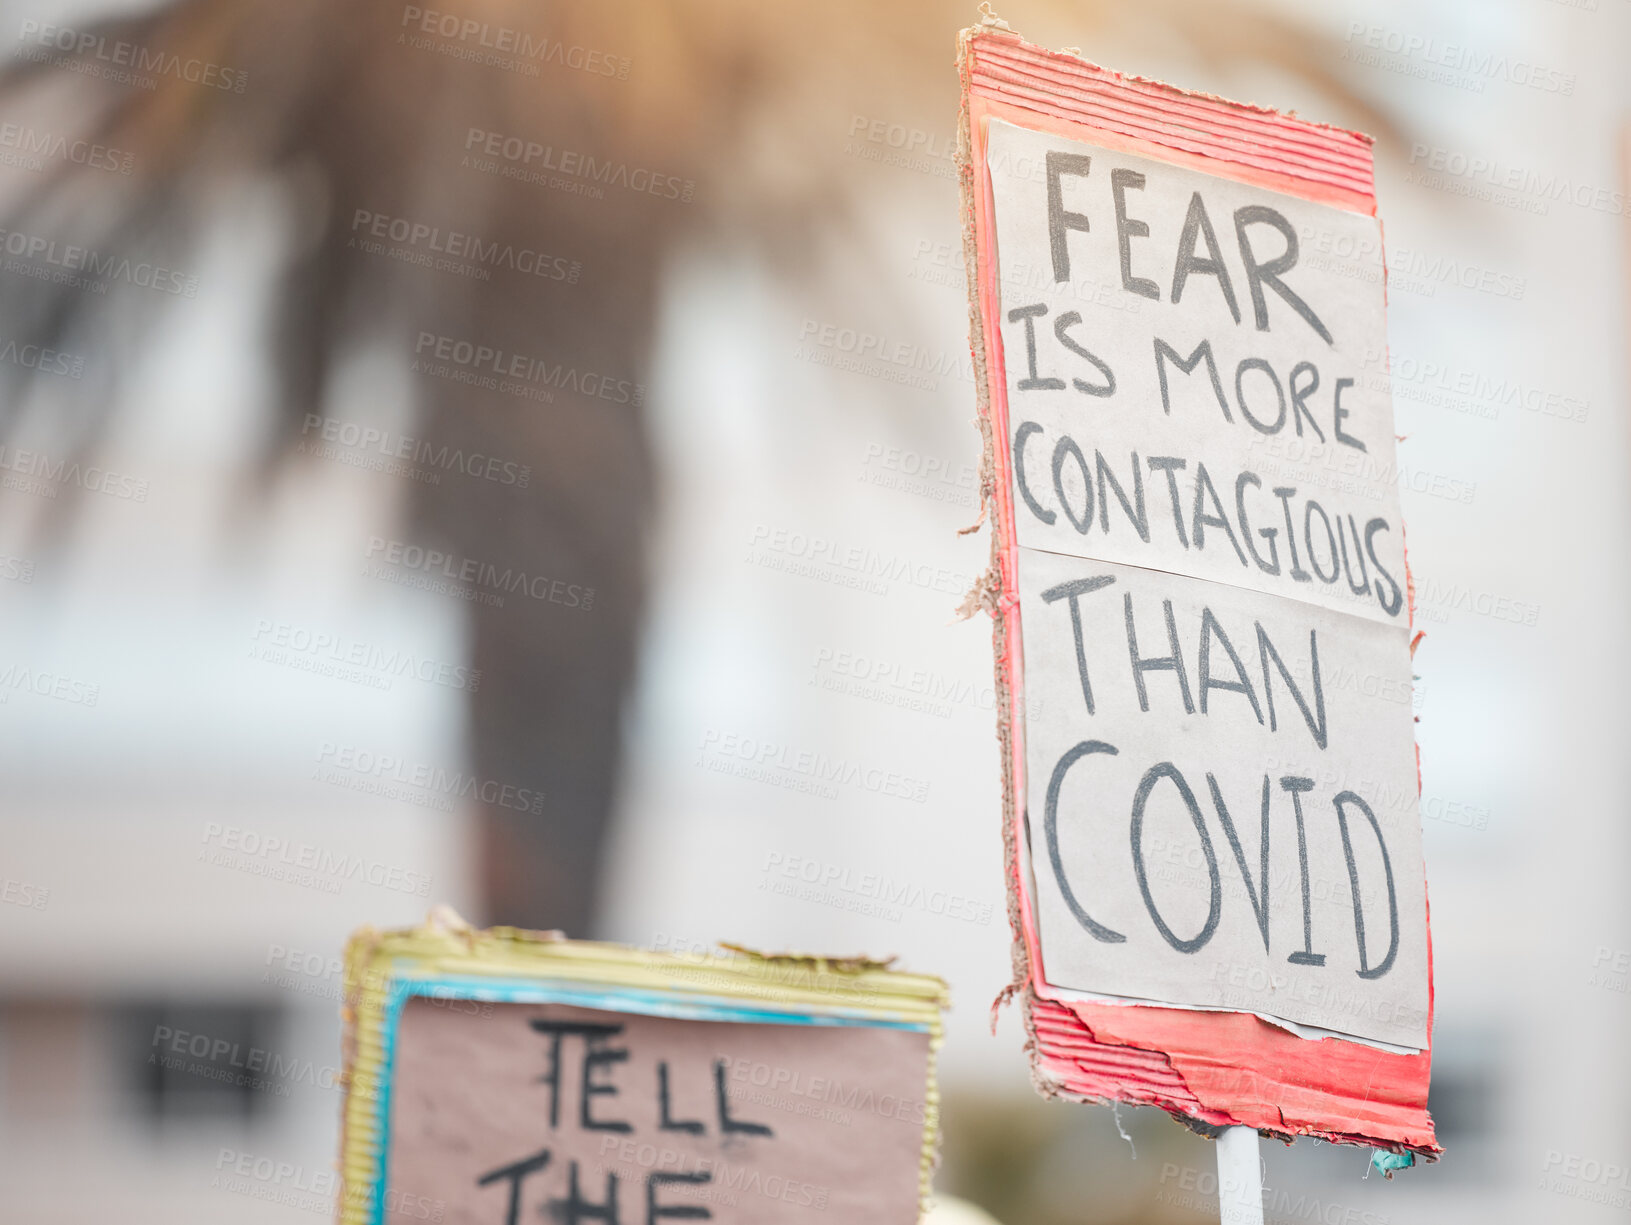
[1040,576,1328,747]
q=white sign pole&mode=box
[1216,1126,1265,1225]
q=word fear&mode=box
[1012,424,1404,617]
[1040,151,1332,342]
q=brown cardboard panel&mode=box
[385,999,932,1225]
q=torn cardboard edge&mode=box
[335,912,950,1225]
[954,17,1438,1157]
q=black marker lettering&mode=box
[1208,773,1272,953]
[1365,518,1403,616]
[1256,623,1327,749]
[548,1162,620,1225]
[1041,575,1117,715]
[1272,487,1311,581]
[581,1038,631,1133]
[1012,421,1056,525]
[479,1150,552,1225]
[1303,500,1340,584]
[1111,167,1160,300]
[1333,790,1400,980]
[1153,337,1231,422]
[1045,151,1093,282]
[1096,450,1149,541]
[1051,435,1094,534]
[1338,514,1371,596]
[714,1058,774,1136]
[529,1020,625,1130]
[1125,593,1195,714]
[1131,762,1221,954]
[1333,377,1365,451]
[657,1062,704,1135]
[1289,361,1326,441]
[1234,204,1332,344]
[1235,357,1287,434]
[1007,304,1064,391]
[1190,462,1248,565]
[1147,455,1190,548]
[1236,472,1281,575]
[1197,607,1263,723]
[647,1173,713,1225]
[1045,740,1127,943]
[1170,191,1241,321]
[1053,310,1116,396]
[1281,776,1325,966]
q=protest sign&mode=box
[957,18,1437,1154]
[336,914,946,1224]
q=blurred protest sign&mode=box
[337,912,946,1224]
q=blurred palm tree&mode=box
[0,0,1397,934]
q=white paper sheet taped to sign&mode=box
[986,118,1430,1048]
[989,119,1406,626]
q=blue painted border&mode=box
[363,970,930,1225]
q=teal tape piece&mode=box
[1370,1149,1416,1178]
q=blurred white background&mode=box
[0,0,1627,1222]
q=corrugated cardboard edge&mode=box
[953,13,1054,1113]
[334,916,949,1224]
[954,15,1438,1157]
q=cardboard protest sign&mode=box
[956,20,1437,1153]
[336,914,947,1225]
